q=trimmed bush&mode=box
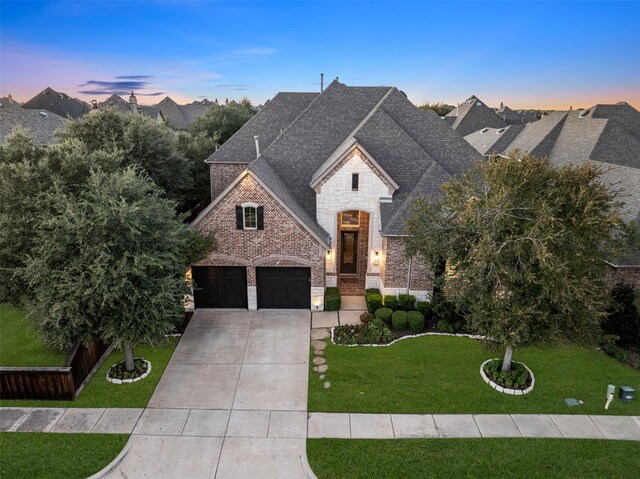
[374,307,393,325]
[483,359,531,389]
[436,319,454,333]
[360,311,374,323]
[324,294,341,311]
[398,294,416,311]
[384,295,399,311]
[407,310,425,333]
[325,287,340,296]
[391,310,408,329]
[416,301,433,318]
[366,289,383,313]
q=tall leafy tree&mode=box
[26,166,213,369]
[189,100,255,146]
[405,153,624,371]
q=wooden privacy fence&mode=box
[0,340,111,401]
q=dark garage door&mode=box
[256,267,310,309]
[192,266,248,309]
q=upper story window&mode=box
[341,211,360,227]
[236,203,264,230]
[352,173,359,191]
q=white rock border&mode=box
[480,358,535,395]
[106,358,152,384]
[330,327,486,348]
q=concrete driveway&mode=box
[103,310,314,479]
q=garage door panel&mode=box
[193,266,247,309]
[257,267,310,309]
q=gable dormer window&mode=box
[236,203,264,230]
[352,173,359,191]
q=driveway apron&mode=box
[104,310,312,479]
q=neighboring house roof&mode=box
[463,125,525,156]
[502,111,568,157]
[99,94,134,114]
[445,95,505,136]
[21,87,89,119]
[0,101,67,145]
[203,80,481,238]
[496,105,539,125]
[206,92,319,164]
[0,95,21,106]
[140,97,214,130]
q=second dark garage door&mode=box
[256,267,310,309]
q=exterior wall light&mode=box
[326,250,332,262]
[313,298,322,310]
[373,251,380,266]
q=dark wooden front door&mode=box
[340,231,358,275]
[256,267,310,309]
[192,266,248,309]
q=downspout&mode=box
[407,256,413,294]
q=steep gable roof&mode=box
[445,95,505,136]
[503,111,568,156]
[464,125,525,156]
[207,92,318,164]
[0,102,67,145]
[22,87,89,119]
[99,94,133,114]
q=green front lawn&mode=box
[0,336,179,408]
[307,438,640,479]
[0,304,68,366]
[309,335,640,415]
[0,433,128,479]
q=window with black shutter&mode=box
[237,203,262,230]
[352,173,359,191]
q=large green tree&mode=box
[189,100,255,146]
[0,131,121,303]
[405,153,624,371]
[26,166,213,369]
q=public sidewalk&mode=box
[308,412,640,441]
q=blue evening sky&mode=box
[1,0,639,109]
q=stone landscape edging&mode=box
[106,358,152,384]
[479,358,535,395]
[330,328,486,347]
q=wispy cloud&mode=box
[216,84,251,88]
[77,78,163,96]
[116,75,153,80]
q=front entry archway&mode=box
[337,211,369,295]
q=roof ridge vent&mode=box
[480,127,489,134]
[579,109,590,118]
[39,111,48,117]
[496,128,505,134]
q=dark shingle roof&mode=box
[207,92,318,164]
[445,95,505,136]
[99,94,133,114]
[0,102,67,145]
[22,87,89,119]
[245,81,480,237]
[502,111,568,156]
[464,125,525,155]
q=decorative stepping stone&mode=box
[323,382,331,389]
[312,366,318,372]
[311,329,330,341]
[313,356,327,366]
[314,350,324,357]
[317,364,328,373]
[319,375,325,380]
[311,340,327,351]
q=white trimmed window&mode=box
[242,203,257,229]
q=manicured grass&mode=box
[0,304,68,366]
[0,432,128,479]
[307,438,640,479]
[308,335,640,415]
[0,337,179,408]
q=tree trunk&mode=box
[124,344,135,372]
[502,346,514,372]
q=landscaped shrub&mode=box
[391,310,408,329]
[436,319,454,333]
[365,289,383,313]
[384,295,399,311]
[374,307,393,325]
[324,294,341,311]
[333,318,394,345]
[398,294,416,311]
[325,287,340,296]
[483,359,531,389]
[407,310,425,333]
[360,311,374,323]
[416,301,433,318]
[603,284,640,348]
